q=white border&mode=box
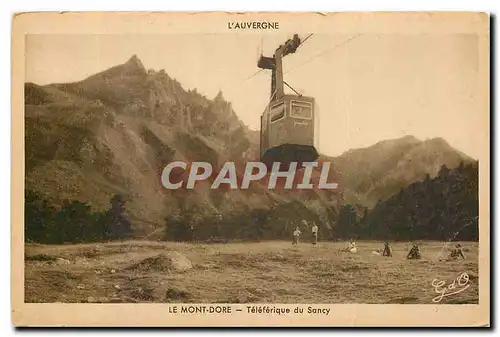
[3,0,498,336]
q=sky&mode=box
[26,33,482,158]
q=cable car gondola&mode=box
[258,34,319,168]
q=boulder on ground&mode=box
[127,252,192,272]
[56,257,71,265]
[165,287,191,301]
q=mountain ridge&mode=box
[25,55,474,237]
[330,134,474,208]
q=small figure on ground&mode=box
[449,243,466,260]
[292,226,302,246]
[382,241,393,257]
[407,242,421,259]
[346,239,357,253]
[311,222,318,246]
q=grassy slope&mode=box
[25,240,478,304]
[333,136,474,208]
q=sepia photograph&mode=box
[12,12,490,327]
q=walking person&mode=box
[189,224,195,243]
[311,222,318,246]
[292,226,302,246]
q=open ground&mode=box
[25,240,478,304]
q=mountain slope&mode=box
[25,56,342,238]
[358,161,479,240]
[25,55,475,238]
[332,136,474,208]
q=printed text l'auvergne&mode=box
[227,21,279,30]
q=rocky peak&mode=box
[214,90,225,102]
[124,54,146,73]
[424,137,450,148]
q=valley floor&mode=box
[25,240,478,304]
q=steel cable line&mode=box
[245,34,360,95]
[284,34,362,75]
[218,33,361,112]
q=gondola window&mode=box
[290,101,312,120]
[270,102,285,122]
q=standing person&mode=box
[189,224,195,243]
[293,226,302,246]
[311,222,319,246]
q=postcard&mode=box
[12,11,490,327]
